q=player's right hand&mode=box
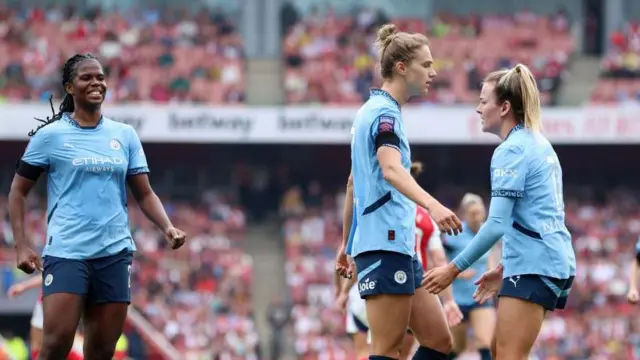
[628,288,640,304]
[165,227,187,250]
[16,246,43,274]
[426,200,463,236]
[335,245,355,279]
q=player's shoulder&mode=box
[30,119,69,142]
[492,134,526,161]
[102,117,138,138]
[361,93,400,121]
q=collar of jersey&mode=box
[504,123,524,141]
[63,112,104,130]
[369,89,400,111]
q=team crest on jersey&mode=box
[394,270,407,284]
[109,139,121,150]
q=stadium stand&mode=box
[0,5,245,104]
[592,21,640,104]
[282,7,573,105]
[282,185,640,359]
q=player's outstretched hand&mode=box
[423,264,459,294]
[335,245,355,279]
[165,227,187,249]
[425,200,463,236]
[473,264,504,304]
[442,300,463,327]
[16,246,43,274]
[628,288,640,304]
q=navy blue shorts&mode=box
[458,301,494,321]
[354,250,423,299]
[42,250,133,304]
[499,274,574,311]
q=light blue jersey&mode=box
[443,223,491,306]
[350,89,415,257]
[491,125,576,279]
[21,114,148,259]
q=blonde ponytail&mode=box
[514,64,542,132]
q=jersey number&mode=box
[550,164,564,211]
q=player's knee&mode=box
[38,331,74,360]
[417,329,453,354]
[372,329,405,357]
[84,342,117,360]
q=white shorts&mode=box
[345,286,371,343]
[31,301,43,330]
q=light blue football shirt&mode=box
[443,222,491,305]
[21,114,148,259]
[491,124,576,279]
[350,89,416,258]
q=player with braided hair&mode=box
[9,54,187,360]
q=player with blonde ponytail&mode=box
[423,63,576,360]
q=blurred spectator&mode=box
[267,297,291,360]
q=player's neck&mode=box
[380,82,406,106]
[71,106,102,127]
[499,120,518,140]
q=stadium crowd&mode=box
[0,191,258,360]
[282,6,572,105]
[282,184,640,360]
[592,21,640,104]
[0,4,245,104]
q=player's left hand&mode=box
[422,264,459,294]
[164,227,186,249]
[442,300,463,327]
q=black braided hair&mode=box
[29,54,98,137]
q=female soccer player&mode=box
[338,23,463,360]
[441,193,497,360]
[423,64,576,360]
[9,54,186,360]
[627,238,640,304]
[8,276,44,359]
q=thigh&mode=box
[87,250,134,304]
[408,288,452,354]
[83,302,129,356]
[495,296,545,360]
[366,294,412,357]
[41,255,88,341]
[469,305,496,348]
[449,323,468,354]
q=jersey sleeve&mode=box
[126,127,149,177]
[370,111,401,152]
[16,131,50,181]
[490,144,527,198]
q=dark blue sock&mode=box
[369,356,397,360]
[412,346,448,360]
[447,352,458,360]
[478,348,492,360]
